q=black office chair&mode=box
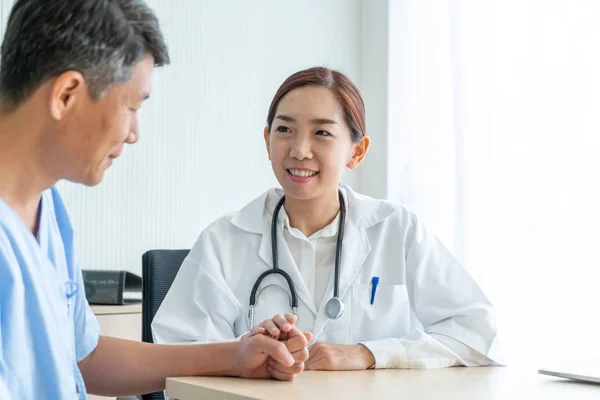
[141,249,190,400]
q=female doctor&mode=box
[152,67,503,371]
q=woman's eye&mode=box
[276,126,291,133]
[315,130,332,137]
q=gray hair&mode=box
[0,0,170,111]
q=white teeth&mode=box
[289,169,317,177]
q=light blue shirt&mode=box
[0,187,100,399]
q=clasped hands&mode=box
[237,313,375,381]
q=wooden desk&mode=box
[165,367,600,400]
[91,303,142,316]
[91,303,142,341]
[89,304,142,400]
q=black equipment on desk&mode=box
[82,270,142,305]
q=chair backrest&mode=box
[141,249,190,400]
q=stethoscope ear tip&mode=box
[325,297,345,320]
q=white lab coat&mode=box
[152,186,503,368]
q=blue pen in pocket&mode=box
[370,276,379,305]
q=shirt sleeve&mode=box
[0,238,13,398]
[72,266,100,363]
[151,230,246,344]
[49,187,100,362]
[0,370,11,399]
[0,304,14,400]
[361,213,504,369]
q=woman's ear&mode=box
[264,126,271,160]
[347,135,370,169]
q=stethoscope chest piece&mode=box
[248,190,347,327]
[325,296,344,320]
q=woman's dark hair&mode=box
[266,67,366,142]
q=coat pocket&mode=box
[351,284,412,342]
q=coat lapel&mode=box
[311,196,372,340]
[231,185,394,337]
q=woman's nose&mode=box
[289,135,313,160]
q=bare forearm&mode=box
[79,335,239,396]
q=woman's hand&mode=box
[244,313,299,341]
[305,343,375,371]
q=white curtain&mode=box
[389,0,600,367]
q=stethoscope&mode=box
[248,190,346,328]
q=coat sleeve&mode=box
[360,213,504,369]
[151,229,246,344]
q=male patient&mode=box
[0,1,308,398]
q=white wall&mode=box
[0,0,363,275]
[357,0,389,200]
[364,0,600,366]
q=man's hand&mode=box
[235,314,312,380]
[305,343,375,371]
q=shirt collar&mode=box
[266,188,348,240]
[231,184,396,234]
[281,207,340,240]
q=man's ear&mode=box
[264,126,271,160]
[49,71,86,120]
[347,135,371,169]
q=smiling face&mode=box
[264,85,369,203]
[51,53,155,186]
